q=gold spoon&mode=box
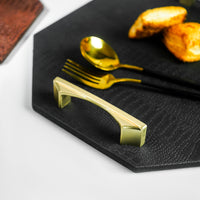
[80,36,200,90]
[80,36,143,71]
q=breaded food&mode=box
[128,6,187,39]
[163,22,200,62]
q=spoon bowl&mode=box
[80,36,121,71]
[80,36,143,71]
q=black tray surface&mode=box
[33,0,200,172]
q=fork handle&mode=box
[141,80,200,99]
[119,64,200,91]
[53,77,147,147]
[115,78,200,99]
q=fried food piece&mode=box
[163,22,200,62]
[128,6,187,39]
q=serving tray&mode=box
[32,0,200,172]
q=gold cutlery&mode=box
[53,77,147,146]
[80,36,143,71]
[62,59,200,99]
[80,36,200,90]
[62,59,141,89]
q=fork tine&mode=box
[64,63,98,83]
[62,68,90,84]
[63,62,99,84]
[66,59,101,81]
[64,61,100,83]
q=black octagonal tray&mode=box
[32,0,200,172]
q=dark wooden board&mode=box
[33,0,200,172]
[0,0,43,63]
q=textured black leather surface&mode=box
[32,0,200,172]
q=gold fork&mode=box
[63,59,143,90]
[62,59,200,98]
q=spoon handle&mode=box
[120,64,200,91]
[119,64,144,71]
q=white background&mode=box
[1,0,200,199]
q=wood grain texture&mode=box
[0,0,43,63]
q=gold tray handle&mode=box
[53,77,147,147]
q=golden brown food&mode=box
[128,6,187,39]
[163,22,200,62]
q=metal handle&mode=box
[53,77,147,147]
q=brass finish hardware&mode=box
[53,77,147,146]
